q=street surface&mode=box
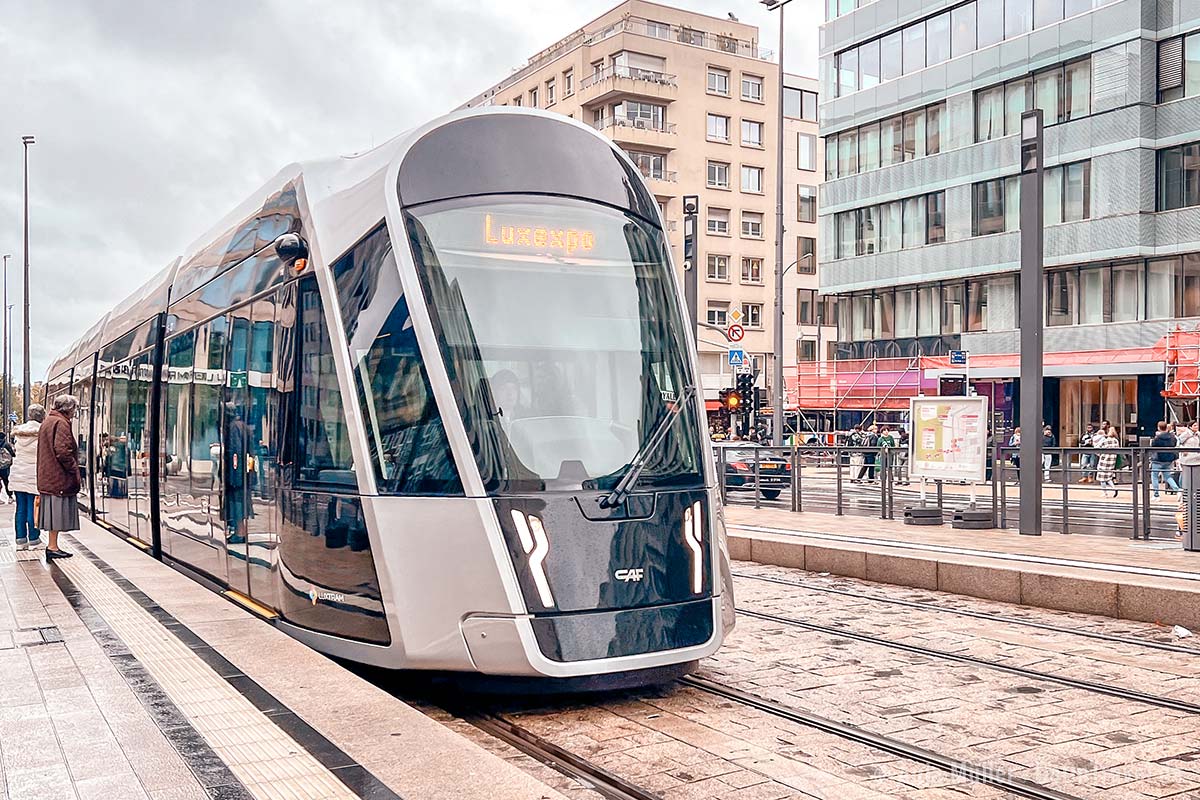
[429,563,1200,800]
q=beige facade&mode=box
[461,0,823,412]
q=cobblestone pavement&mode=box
[431,562,1200,800]
[734,565,1200,655]
[734,569,1200,705]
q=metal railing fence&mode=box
[716,443,1200,545]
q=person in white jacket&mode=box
[10,404,45,549]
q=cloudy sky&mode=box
[0,0,819,378]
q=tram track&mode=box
[456,709,662,800]
[735,570,1200,656]
[680,675,1082,800]
[737,605,1200,715]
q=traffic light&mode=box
[735,371,754,397]
[720,388,742,411]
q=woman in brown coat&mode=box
[37,394,81,560]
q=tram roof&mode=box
[49,107,640,376]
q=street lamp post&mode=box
[762,0,795,446]
[21,135,34,414]
[1,253,8,434]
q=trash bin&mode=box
[1183,464,1200,552]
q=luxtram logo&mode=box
[309,588,346,606]
[615,568,645,582]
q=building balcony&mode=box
[593,116,677,149]
[634,166,678,187]
[578,66,678,105]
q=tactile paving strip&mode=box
[56,552,359,800]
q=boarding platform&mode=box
[0,512,563,800]
[726,505,1200,632]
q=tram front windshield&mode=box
[407,196,704,494]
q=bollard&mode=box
[1060,448,1070,535]
[1185,464,1200,551]
[835,448,844,516]
[753,447,761,509]
[791,447,800,513]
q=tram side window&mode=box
[297,277,355,486]
[331,225,462,495]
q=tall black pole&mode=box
[1018,110,1044,535]
[21,136,34,413]
[2,254,8,433]
[771,2,786,446]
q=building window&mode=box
[917,285,940,336]
[741,165,764,193]
[563,69,574,96]
[926,191,946,243]
[784,87,819,120]
[1158,141,1200,211]
[828,103,944,178]
[798,133,817,171]
[798,237,817,272]
[626,150,665,180]
[707,160,730,189]
[1046,269,1077,326]
[741,74,764,101]
[545,78,556,105]
[879,201,902,251]
[1044,160,1091,222]
[1159,32,1200,102]
[707,301,729,327]
[646,19,671,39]
[798,186,817,222]
[512,95,522,107]
[741,257,763,284]
[942,282,964,334]
[621,100,665,129]
[708,67,730,95]
[895,288,917,337]
[797,289,816,324]
[742,303,763,328]
[952,3,977,57]
[966,278,989,331]
[741,119,764,147]
[707,254,730,281]
[976,58,1091,142]
[973,179,1007,236]
[798,339,817,362]
[707,113,730,142]
[902,196,925,248]
[831,0,1110,97]
[837,211,855,258]
[708,207,730,235]
[741,211,764,239]
[529,87,538,107]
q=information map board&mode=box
[908,396,990,483]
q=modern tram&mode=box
[46,107,735,685]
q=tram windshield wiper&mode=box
[600,384,696,509]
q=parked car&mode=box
[713,442,791,500]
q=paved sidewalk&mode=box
[0,510,564,800]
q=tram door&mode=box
[223,306,253,597]
[219,296,280,606]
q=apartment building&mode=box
[817,0,1200,441]
[462,1,824,419]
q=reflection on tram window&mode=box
[407,197,704,494]
[332,226,461,495]
[298,278,355,486]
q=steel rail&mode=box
[681,676,1082,800]
[734,570,1200,656]
[738,607,1200,715]
[463,711,663,800]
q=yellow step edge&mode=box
[223,589,279,620]
[126,536,152,551]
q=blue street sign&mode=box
[949,350,968,366]
[728,348,746,366]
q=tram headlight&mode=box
[509,510,555,609]
[683,501,704,594]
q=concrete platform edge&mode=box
[733,531,1200,631]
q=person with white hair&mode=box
[10,404,46,549]
[37,394,81,560]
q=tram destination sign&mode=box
[908,395,989,483]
